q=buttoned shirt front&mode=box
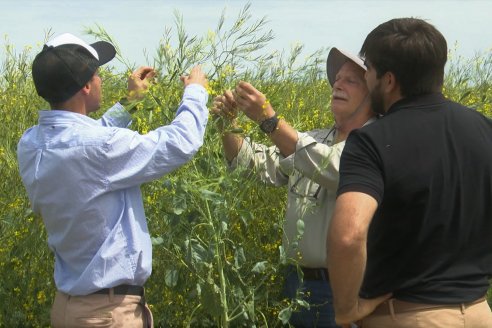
[231,119,375,268]
[231,127,343,267]
[17,84,208,295]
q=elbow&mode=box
[328,226,366,256]
[179,136,205,161]
[189,136,205,155]
[171,124,206,158]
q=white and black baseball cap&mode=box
[32,33,116,103]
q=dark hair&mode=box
[360,18,447,97]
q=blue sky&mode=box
[2,0,491,70]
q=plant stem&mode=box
[205,199,229,327]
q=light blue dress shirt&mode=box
[17,84,208,295]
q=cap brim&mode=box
[326,47,366,86]
[90,41,116,66]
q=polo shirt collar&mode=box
[386,93,446,115]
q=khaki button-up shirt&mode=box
[230,127,343,267]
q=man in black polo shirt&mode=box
[326,18,492,327]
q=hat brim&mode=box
[90,41,116,66]
[326,47,366,87]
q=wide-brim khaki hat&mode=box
[326,47,366,87]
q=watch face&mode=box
[260,115,279,133]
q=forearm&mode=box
[212,114,244,162]
[328,229,367,320]
[327,192,378,323]
[222,132,243,162]
[267,118,298,157]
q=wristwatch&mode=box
[259,113,279,134]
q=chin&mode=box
[331,105,347,114]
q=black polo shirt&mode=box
[338,93,492,304]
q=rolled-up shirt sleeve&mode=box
[279,131,345,191]
[229,137,289,187]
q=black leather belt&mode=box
[301,267,329,281]
[93,284,144,296]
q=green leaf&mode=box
[185,238,211,265]
[173,207,184,215]
[151,236,164,245]
[296,299,310,309]
[234,247,246,269]
[221,221,228,233]
[164,269,179,288]
[172,194,187,215]
[200,189,224,203]
[200,281,223,317]
[296,219,305,236]
[161,178,172,190]
[278,245,287,265]
[238,209,253,227]
[278,307,292,324]
[251,261,268,274]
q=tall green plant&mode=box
[1,4,491,327]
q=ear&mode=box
[80,82,91,96]
[381,71,400,95]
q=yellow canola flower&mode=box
[37,291,46,304]
[205,84,214,95]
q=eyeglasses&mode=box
[289,175,322,202]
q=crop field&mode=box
[1,6,491,327]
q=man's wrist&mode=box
[119,97,139,114]
[254,97,275,122]
[259,112,279,134]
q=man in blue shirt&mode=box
[17,33,209,327]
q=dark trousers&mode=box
[282,266,340,328]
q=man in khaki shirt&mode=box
[212,48,374,327]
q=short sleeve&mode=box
[337,130,384,204]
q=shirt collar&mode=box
[386,93,447,116]
[38,110,99,127]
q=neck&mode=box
[334,110,374,143]
[51,96,88,115]
[384,93,404,113]
[382,81,404,113]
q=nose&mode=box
[333,79,342,90]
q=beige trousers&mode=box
[51,290,153,328]
[360,297,492,328]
